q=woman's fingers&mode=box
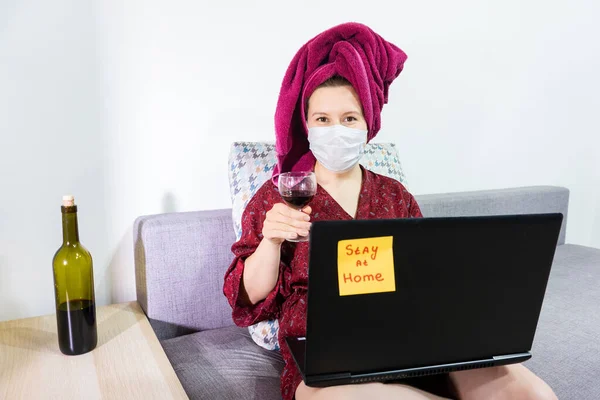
[263,203,312,242]
[265,221,309,237]
[269,204,311,229]
[277,214,311,230]
[273,203,311,221]
[265,229,298,241]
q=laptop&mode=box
[285,213,563,387]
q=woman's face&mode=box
[306,85,368,130]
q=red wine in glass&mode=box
[281,191,315,209]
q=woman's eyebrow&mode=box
[310,111,329,117]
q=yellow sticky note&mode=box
[337,236,395,296]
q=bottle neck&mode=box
[62,209,80,245]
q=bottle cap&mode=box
[62,195,75,207]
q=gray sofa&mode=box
[134,186,600,400]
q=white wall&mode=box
[0,1,109,321]
[1,0,599,321]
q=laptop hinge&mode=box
[493,352,530,361]
[308,372,352,384]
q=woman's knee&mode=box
[295,381,390,400]
[518,381,558,400]
[451,364,557,400]
[295,381,316,400]
[510,367,558,400]
[295,380,449,400]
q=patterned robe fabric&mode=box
[223,167,423,400]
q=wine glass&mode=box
[278,171,317,242]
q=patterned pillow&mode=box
[227,141,407,350]
[228,142,407,240]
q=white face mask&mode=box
[308,125,368,173]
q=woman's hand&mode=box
[262,204,312,244]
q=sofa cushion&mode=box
[162,325,284,400]
[526,244,600,400]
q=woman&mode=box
[224,23,557,400]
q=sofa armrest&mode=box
[415,186,569,245]
[134,208,236,340]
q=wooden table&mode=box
[0,302,188,399]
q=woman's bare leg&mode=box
[295,381,452,400]
[450,364,557,400]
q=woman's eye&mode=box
[345,116,357,122]
[316,117,328,123]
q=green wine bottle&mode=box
[52,195,97,355]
